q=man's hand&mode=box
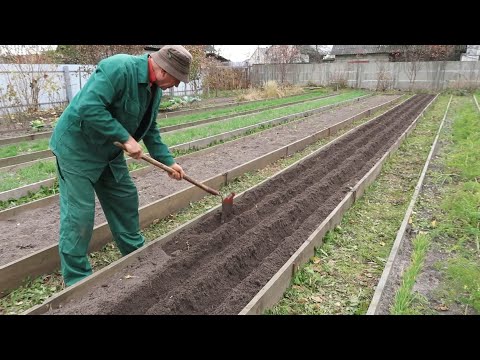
[169,163,185,180]
[123,136,143,159]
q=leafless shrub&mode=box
[328,69,349,90]
[0,45,65,127]
[55,45,145,64]
[447,73,480,94]
[265,45,302,84]
[202,58,249,96]
[376,62,393,91]
[236,81,304,101]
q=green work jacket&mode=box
[50,53,175,183]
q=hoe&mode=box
[114,142,235,223]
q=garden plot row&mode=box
[0,93,260,142]
[0,92,367,201]
[369,94,479,315]
[0,89,333,146]
[0,91,352,169]
[0,94,401,298]
[26,94,436,315]
[366,96,452,315]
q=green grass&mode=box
[1,91,357,160]
[159,91,365,146]
[0,97,391,315]
[0,160,56,192]
[474,93,480,109]
[199,89,246,100]
[436,97,480,253]
[0,91,365,195]
[439,182,480,252]
[0,139,50,159]
[0,89,331,160]
[266,94,448,315]
[0,161,146,211]
[127,161,147,172]
[0,181,59,210]
[158,89,333,127]
[391,233,430,314]
[392,96,480,314]
[442,257,480,312]
[433,97,480,312]
[0,273,64,314]
[446,103,480,180]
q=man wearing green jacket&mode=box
[50,45,192,287]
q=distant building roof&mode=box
[297,45,328,56]
[248,47,268,65]
[206,52,230,62]
[296,45,328,62]
[466,45,480,56]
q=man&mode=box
[49,45,192,287]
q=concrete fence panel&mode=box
[250,61,480,91]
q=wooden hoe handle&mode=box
[114,142,220,197]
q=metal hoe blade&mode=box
[221,192,235,223]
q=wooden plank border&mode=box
[21,96,411,314]
[366,95,452,315]
[0,95,400,297]
[0,92,338,147]
[239,94,439,315]
[0,94,373,200]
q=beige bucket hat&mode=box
[150,45,193,83]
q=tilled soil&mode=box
[0,95,395,266]
[48,94,435,315]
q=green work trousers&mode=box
[55,159,144,287]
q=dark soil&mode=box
[48,94,435,314]
[0,95,394,266]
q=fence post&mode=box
[63,66,73,103]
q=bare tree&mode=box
[201,57,224,97]
[397,46,425,90]
[375,61,392,91]
[265,45,302,84]
[184,45,208,95]
[328,68,348,90]
[390,45,458,90]
[201,60,247,96]
[0,45,64,126]
[55,45,146,64]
